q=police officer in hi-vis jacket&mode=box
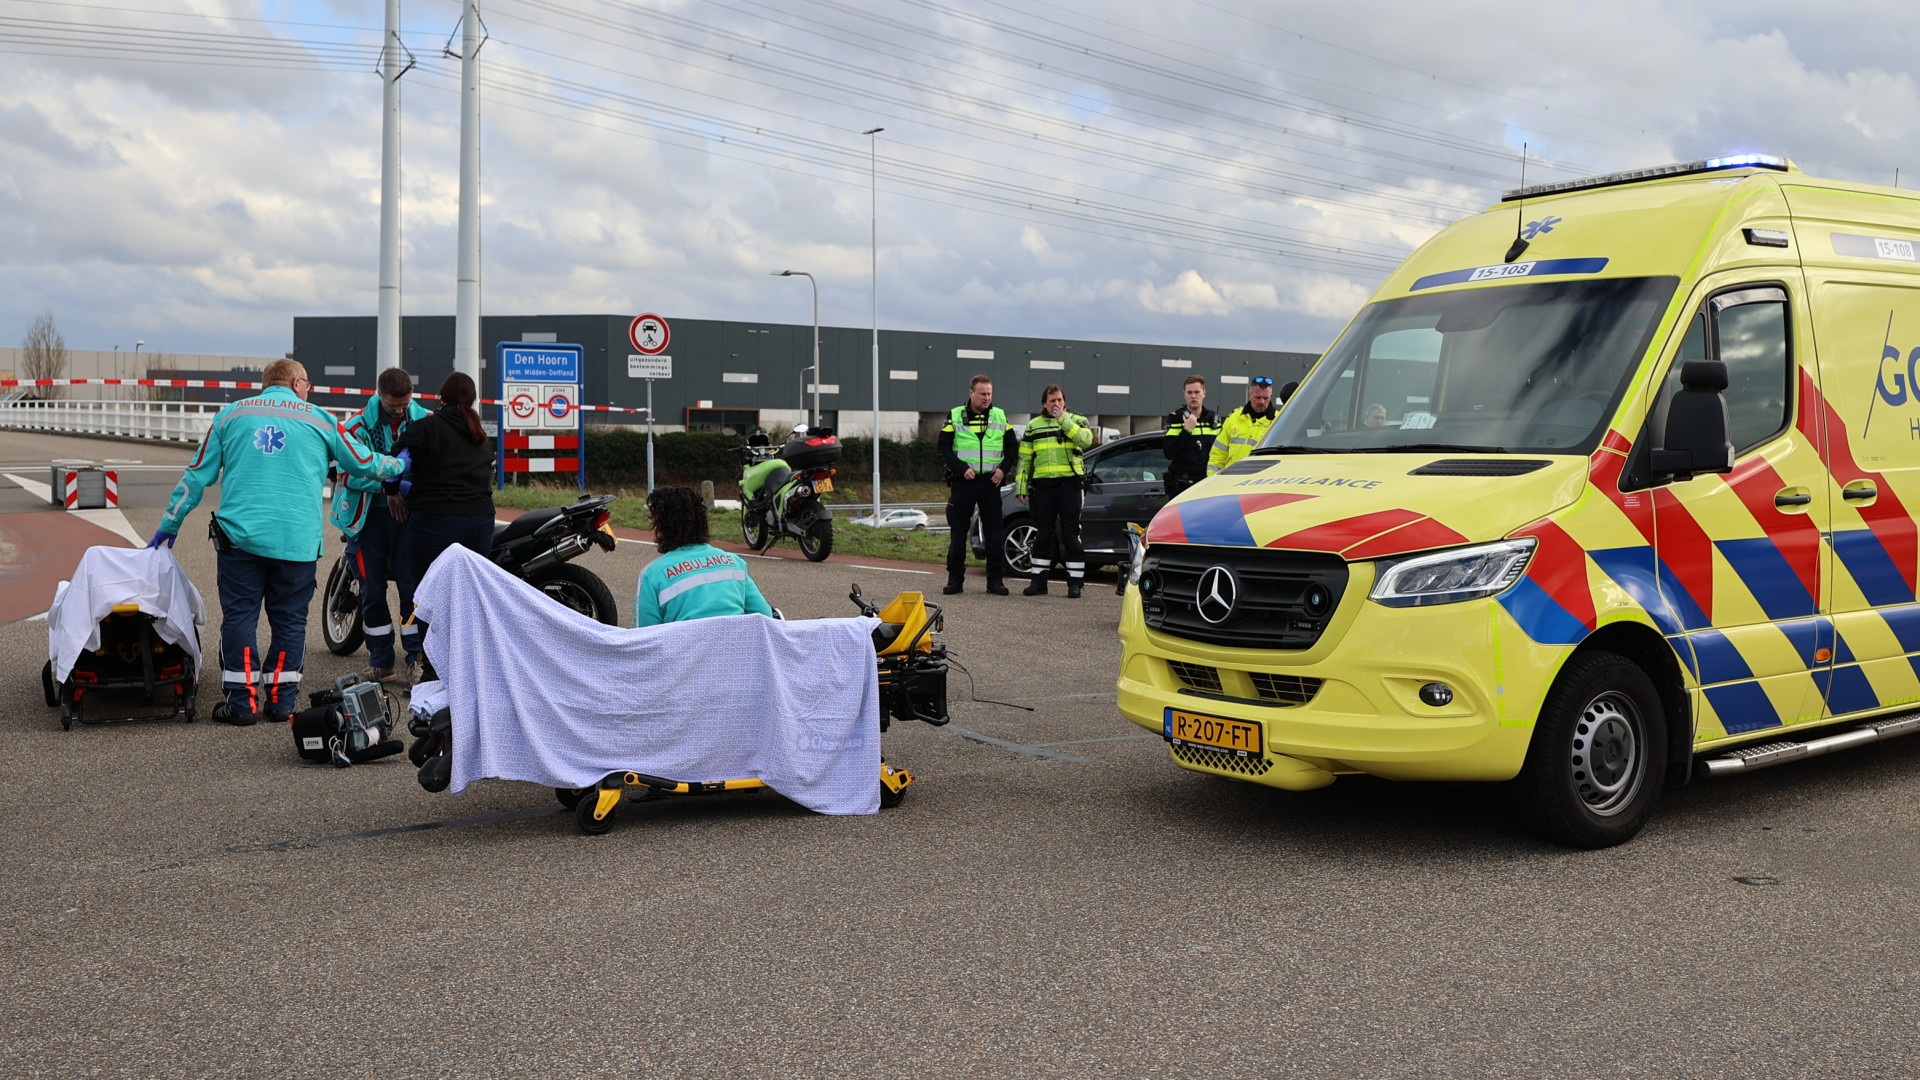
[151,359,404,725]
[937,374,1019,595]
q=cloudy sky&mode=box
[0,0,1914,362]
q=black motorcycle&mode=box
[732,426,841,562]
[322,494,622,656]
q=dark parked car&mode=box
[971,430,1172,576]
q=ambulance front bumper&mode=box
[1115,585,1557,786]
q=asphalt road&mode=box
[4,434,1920,1078]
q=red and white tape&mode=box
[0,378,653,415]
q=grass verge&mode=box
[491,482,975,568]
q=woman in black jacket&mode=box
[391,372,495,679]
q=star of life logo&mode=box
[253,425,286,454]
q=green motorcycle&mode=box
[733,426,841,562]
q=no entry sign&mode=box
[629,313,670,355]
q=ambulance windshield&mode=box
[1262,276,1678,456]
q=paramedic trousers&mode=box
[403,511,496,680]
[217,546,317,718]
[352,503,417,669]
[946,477,1005,587]
[1028,480,1085,584]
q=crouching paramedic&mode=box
[635,486,774,627]
[149,359,404,725]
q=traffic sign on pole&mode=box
[629,313,670,355]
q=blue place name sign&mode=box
[497,343,583,383]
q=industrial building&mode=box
[290,314,1318,438]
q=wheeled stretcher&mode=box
[42,547,205,730]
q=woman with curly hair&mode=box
[634,486,773,628]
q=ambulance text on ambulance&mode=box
[1233,475,1384,489]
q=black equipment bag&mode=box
[292,675,404,767]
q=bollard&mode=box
[701,480,714,508]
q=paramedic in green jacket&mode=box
[1016,384,1094,598]
[150,360,404,725]
[328,367,432,684]
[634,486,774,627]
[937,374,1018,596]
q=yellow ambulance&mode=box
[1118,155,1920,847]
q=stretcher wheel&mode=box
[880,783,906,809]
[555,787,586,810]
[41,661,58,708]
[576,793,617,835]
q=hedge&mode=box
[577,431,949,490]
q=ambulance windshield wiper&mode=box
[1354,443,1510,454]
[1250,444,1335,455]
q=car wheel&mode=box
[1511,650,1666,849]
[1002,519,1039,577]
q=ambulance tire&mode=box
[1513,651,1666,849]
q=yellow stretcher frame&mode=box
[562,762,915,835]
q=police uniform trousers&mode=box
[946,476,1006,587]
[1028,478,1086,583]
[351,502,419,670]
[1166,472,1203,499]
[217,546,317,718]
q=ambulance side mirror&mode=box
[1649,360,1734,481]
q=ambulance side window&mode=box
[1657,287,1790,457]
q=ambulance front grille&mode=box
[1167,661,1223,693]
[1140,546,1349,650]
[1250,673,1322,706]
[1171,741,1273,777]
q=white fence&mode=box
[0,398,219,443]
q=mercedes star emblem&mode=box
[1195,565,1237,624]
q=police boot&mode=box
[1067,581,1083,599]
[1023,576,1048,596]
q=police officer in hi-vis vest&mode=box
[1016,384,1094,598]
[938,374,1019,595]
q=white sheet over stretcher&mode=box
[47,547,206,683]
[411,544,884,815]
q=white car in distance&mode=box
[849,508,931,530]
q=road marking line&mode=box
[72,508,143,546]
[843,563,934,574]
[4,472,53,501]
[946,726,1092,762]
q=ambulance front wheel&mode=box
[1512,650,1666,850]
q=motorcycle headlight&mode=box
[1369,537,1535,608]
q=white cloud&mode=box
[0,0,1911,363]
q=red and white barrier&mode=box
[0,378,652,415]
[60,469,117,509]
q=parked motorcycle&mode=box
[732,426,841,562]
[322,494,622,656]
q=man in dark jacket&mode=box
[1161,374,1220,498]
[937,375,1018,595]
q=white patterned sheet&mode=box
[411,544,882,815]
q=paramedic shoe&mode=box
[1066,582,1083,599]
[986,583,1010,596]
[211,702,258,727]
[1023,580,1048,596]
[942,581,964,595]
[362,665,398,685]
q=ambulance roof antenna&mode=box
[1504,143,1531,263]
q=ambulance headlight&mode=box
[1129,540,1149,584]
[1369,538,1535,607]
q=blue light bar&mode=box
[1502,154,1791,202]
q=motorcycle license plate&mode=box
[814,477,834,493]
[1164,708,1262,756]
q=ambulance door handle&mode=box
[1773,489,1812,511]
[1843,481,1878,504]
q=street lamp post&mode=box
[864,127,883,523]
[774,270,820,430]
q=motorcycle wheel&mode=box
[321,555,364,656]
[742,505,771,551]
[799,519,834,562]
[529,562,620,625]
